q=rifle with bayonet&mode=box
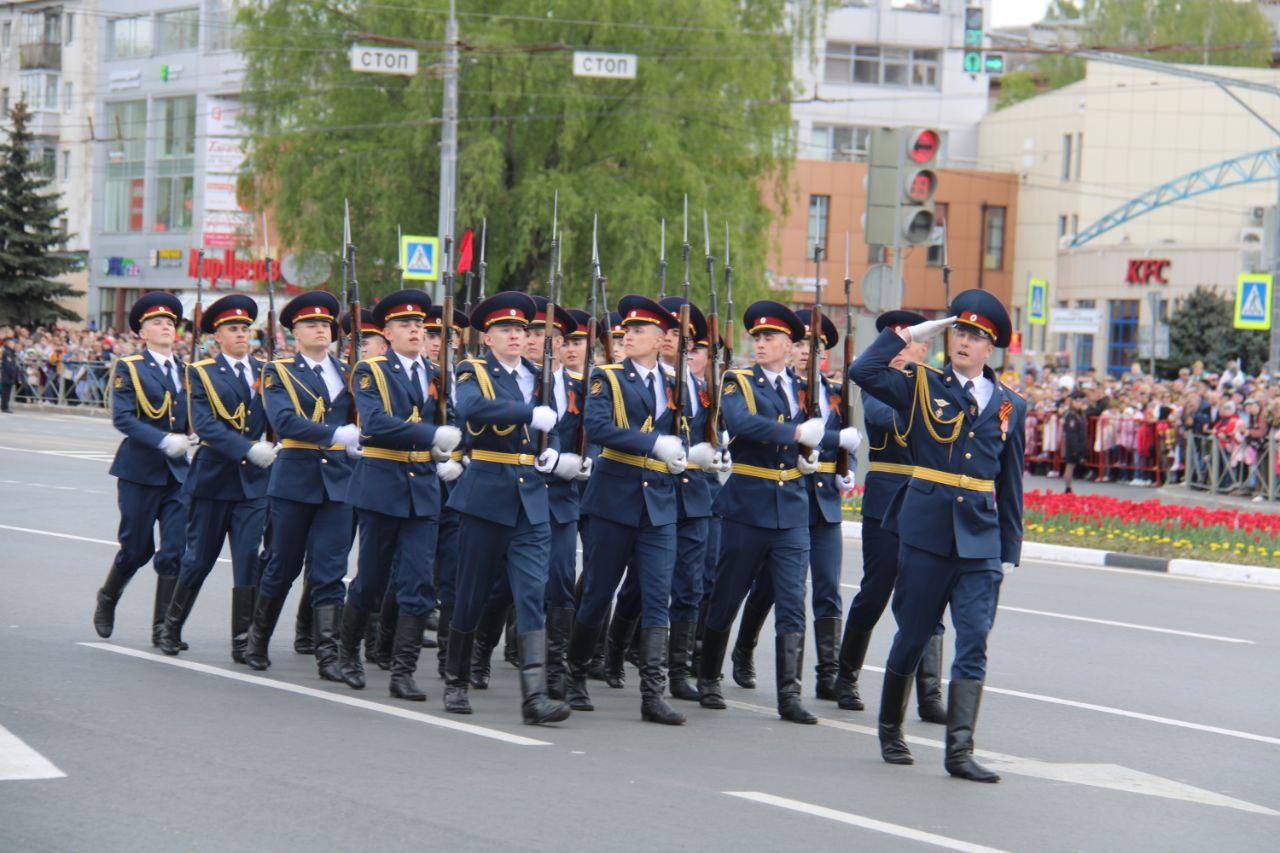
[439,235,455,427]
[801,241,824,456]
[261,214,278,441]
[722,224,734,375]
[837,232,854,477]
[670,217,691,439]
[577,214,602,456]
[658,218,667,300]
[186,248,205,436]
[537,193,558,455]
[343,200,361,423]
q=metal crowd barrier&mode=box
[1025,414,1179,487]
[1185,431,1278,502]
[12,356,113,409]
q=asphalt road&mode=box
[2,409,1278,852]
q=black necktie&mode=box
[775,376,790,417]
[313,364,331,404]
[164,360,178,394]
[964,380,978,413]
[410,362,425,408]
[645,372,657,413]
[236,362,252,399]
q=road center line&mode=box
[1,524,231,564]
[0,444,115,462]
[724,792,1008,853]
[80,642,550,747]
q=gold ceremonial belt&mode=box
[363,447,435,463]
[600,448,673,474]
[911,466,995,493]
[470,449,537,466]
[732,462,803,482]
[280,439,344,451]
[867,462,915,477]
[450,450,465,462]
[816,462,837,474]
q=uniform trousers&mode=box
[112,477,188,580]
[615,517,706,623]
[742,519,843,620]
[577,513,675,630]
[177,496,267,588]
[452,508,550,635]
[705,520,808,636]
[433,506,461,606]
[847,517,944,640]
[349,509,437,617]
[258,497,352,606]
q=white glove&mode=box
[906,315,956,343]
[552,451,582,481]
[534,448,559,474]
[247,440,278,468]
[835,472,856,492]
[160,433,190,459]
[716,468,731,485]
[713,446,732,473]
[432,424,461,454]
[431,447,451,463]
[529,405,558,433]
[839,427,862,453]
[667,452,688,475]
[795,417,825,448]
[185,433,200,449]
[1001,562,1015,576]
[461,454,470,467]
[332,424,360,448]
[652,435,685,466]
[436,458,464,482]
[797,448,820,475]
[345,443,364,460]
[687,442,716,471]
[575,456,593,481]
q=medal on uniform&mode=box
[999,399,1013,441]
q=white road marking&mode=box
[0,723,65,781]
[1,524,231,564]
[81,642,551,747]
[724,701,1279,817]
[724,792,1009,852]
[0,444,115,463]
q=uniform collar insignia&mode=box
[934,398,951,408]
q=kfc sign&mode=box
[1126,258,1170,285]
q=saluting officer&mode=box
[834,310,946,724]
[442,292,577,725]
[93,293,196,645]
[564,295,691,726]
[850,290,1024,783]
[729,309,861,699]
[696,301,826,725]
[160,294,274,660]
[243,291,361,679]
[339,290,461,701]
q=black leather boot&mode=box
[731,602,769,689]
[374,593,398,672]
[470,604,508,689]
[667,620,700,702]
[425,607,440,633]
[916,633,948,724]
[813,617,841,700]
[604,614,638,689]
[587,606,611,680]
[293,577,315,654]
[639,627,686,725]
[243,593,287,671]
[696,626,730,710]
[159,581,201,656]
[435,603,452,679]
[624,620,641,669]
[338,604,369,690]
[313,604,343,682]
[363,611,381,666]
[776,633,818,724]
[443,628,474,714]
[835,628,872,711]
[545,606,575,701]
[389,613,427,701]
[93,564,130,639]
[564,620,599,711]
[152,575,178,647]
[517,630,572,725]
[945,679,1000,782]
[503,610,518,666]
[691,598,709,671]
[231,586,256,664]
[878,668,915,765]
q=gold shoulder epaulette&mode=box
[461,358,486,367]
[122,354,142,362]
[567,369,583,381]
[359,356,387,366]
[598,363,624,371]
[1003,384,1026,400]
[729,368,753,376]
[192,358,216,368]
[272,358,294,367]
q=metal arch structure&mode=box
[1070,147,1280,248]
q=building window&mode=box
[1107,299,1140,377]
[1061,134,1072,181]
[824,42,941,89]
[153,96,196,232]
[62,81,71,113]
[890,0,940,10]
[983,206,1005,271]
[1071,213,1078,235]
[1057,215,1068,238]
[157,9,199,54]
[1,88,8,115]
[927,202,948,266]
[61,149,70,181]
[19,71,59,111]
[206,0,236,52]
[809,124,870,161]
[64,12,73,45]
[108,16,153,60]
[38,147,55,178]
[2,22,10,50]
[104,100,147,233]
[1074,132,1083,180]
[807,194,830,259]
[1073,300,1096,371]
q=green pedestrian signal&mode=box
[963,6,984,75]
[963,51,982,74]
[983,53,1005,74]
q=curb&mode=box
[839,520,1280,588]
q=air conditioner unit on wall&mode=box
[1240,227,1264,244]
[1250,207,1267,225]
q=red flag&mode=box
[456,228,474,273]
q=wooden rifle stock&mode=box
[670,304,691,437]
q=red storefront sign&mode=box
[1125,259,1170,285]
[188,249,285,287]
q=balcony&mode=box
[20,42,62,70]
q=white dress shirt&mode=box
[393,349,429,401]
[553,367,568,415]
[760,366,798,418]
[956,370,994,413]
[660,361,700,416]
[495,357,536,403]
[633,361,668,412]
[301,353,344,401]
[224,353,256,398]
[151,352,179,394]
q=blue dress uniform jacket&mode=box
[263,354,355,503]
[713,364,808,529]
[347,354,442,519]
[860,389,913,523]
[447,353,556,527]
[109,351,190,485]
[186,355,270,501]
[850,329,1025,565]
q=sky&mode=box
[990,0,1055,28]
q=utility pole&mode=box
[1271,185,1280,374]
[435,0,459,303]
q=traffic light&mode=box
[963,7,983,74]
[865,127,941,247]
[901,128,940,244]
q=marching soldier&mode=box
[93,293,195,644]
[160,294,274,660]
[834,310,946,724]
[243,291,361,679]
[563,295,691,726]
[696,301,825,725]
[339,290,461,701]
[729,309,861,699]
[850,290,1024,783]
[442,292,576,725]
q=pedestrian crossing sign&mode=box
[1234,273,1272,330]
[399,235,439,281]
[1027,278,1048,325]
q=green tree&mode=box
[1166,285,1269,376]
[237,0,811,306]
[0,102,79,325]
